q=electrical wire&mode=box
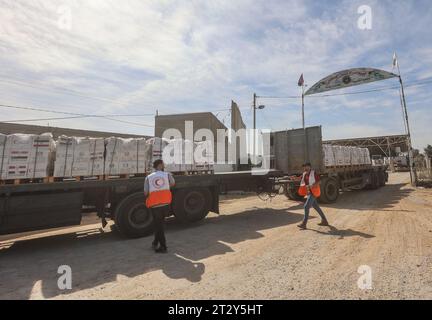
[0,103,155,128]
[0,77,155,107]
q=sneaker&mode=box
[155,246,167,254]
[318,220,329,226]
[297,223,307,229]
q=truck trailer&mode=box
[271,126,388,203]
[0,126,388,239]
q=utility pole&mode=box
[393,53,416,186]
[301,85,305,130]
[301,82,309,162]
[398,75,417,186]
[252,93,257,160]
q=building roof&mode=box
[0,122,151,139]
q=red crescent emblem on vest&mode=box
[152,177,165,189]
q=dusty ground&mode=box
[0,172,431,300]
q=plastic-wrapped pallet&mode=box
[349,147,359,165]
[363,148,371,165]
[0,133,55,179]
[342,146,351,166]
[0,133,7,180]
[146,137,169,172]
[194,140,214,171]
[322,144,336,167]
[104,137,149,175]
[333,146,344,166]
[0,134,6,179]
[357,148,364,165]
[54,136,104,177]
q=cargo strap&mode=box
[108,138,118,176]
[136,139,139,175]
[32,136,40,179]
[62,138,72,177]
[90,139,97,176]
[0,136,6,180]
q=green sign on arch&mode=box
[305,68,398,96]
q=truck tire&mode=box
[114,192,154,238]
[366,172,379,190]
[173,188,212,223]
[378,171,386,187]
[284,185,304,201]
[319,177,339,203]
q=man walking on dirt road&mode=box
[297,162,329,229]
[144,159,175,253]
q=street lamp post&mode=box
[252,93,265,164]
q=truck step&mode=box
[0,177,51,185]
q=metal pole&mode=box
[301,85,309,162]
[253,93,256,160]
[301,85,305,129]
[398,75,417,186]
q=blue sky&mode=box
[0,0,431,149]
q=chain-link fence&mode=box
[416,156,432,187]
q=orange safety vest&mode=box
[145,171,172,208]
[298,170,321,198]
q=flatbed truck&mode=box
[0,125,388,239]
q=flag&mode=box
[298,73,304,87]
[392,52,399,69]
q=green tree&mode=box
[424,145,432,157]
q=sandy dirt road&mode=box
[0,172,431,300]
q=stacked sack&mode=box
[0,133,55,179]
[104,137,149,175]
[323,144,336,167]
[53,136,104,177]
[146,137,215,173]
[323,145,371,167]
[146,137,169,171]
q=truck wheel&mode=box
[173,188,211,223]
[366,172,379,190]
[114,192,154,238]
[378,171,386,187]
[319,177,339,203]
[284,185,304,201]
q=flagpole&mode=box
[302,84,305,130]
[301,79,309,162]
[395,54,417,186]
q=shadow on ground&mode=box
[306,225,375,239]
[287,183,413,212]
[0,208,303,299]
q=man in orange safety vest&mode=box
[297,162,329,229]
[144,159,175,253]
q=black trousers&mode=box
[151,205,169,248]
